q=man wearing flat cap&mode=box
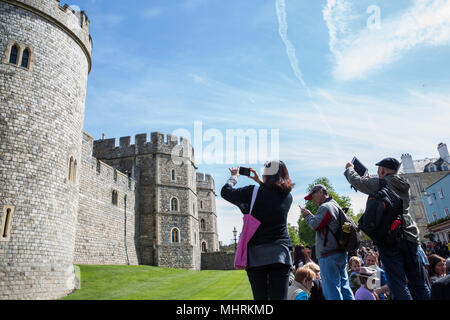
[344,157,431,300]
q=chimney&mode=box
[401,153,415,174]
[438,142,450,162]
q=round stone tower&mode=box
[0,0,92,299]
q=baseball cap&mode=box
[304,184,327,201]
[376,157,400,171]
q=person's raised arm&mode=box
[344,163,380,195]
[221,167,254,211]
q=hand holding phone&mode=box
[239,167,251,176]
[299,204,311,218]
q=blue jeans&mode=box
[318,251,355,300]
[378,238,431,300]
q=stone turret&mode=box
[196,173,219,253]
[0,0,92,299]
[93,133,202,270]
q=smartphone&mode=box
[239,167,251,176]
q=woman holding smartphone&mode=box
[221,161,295,300]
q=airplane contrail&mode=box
[275,0,309,92]
[275,0,344,165]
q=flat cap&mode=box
[376,158,400,171]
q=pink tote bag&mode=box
[234,185,261,270]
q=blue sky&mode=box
[73,0,450,245]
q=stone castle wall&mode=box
[92,134,217,271]
[0,0,219,299]
[73,133,138,265]
[201,252,235,270]
[0,0,91,299]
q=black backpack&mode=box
[358,179,404,247]
[326,206,362,253]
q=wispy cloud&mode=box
[143,8,163,18]
[275,0,308,89]
[96,14,125,26]
[323,0,450,80]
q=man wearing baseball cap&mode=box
[300,184,355,300]
[344,157,431,300]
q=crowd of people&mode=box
[221,158,450,301]
[288,243,450,300]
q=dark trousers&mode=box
[378,238,431,300]
[246,263,291,300]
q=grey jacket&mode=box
[305,197,343,258]
[344,167,419,244]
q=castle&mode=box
[0,0,218,300]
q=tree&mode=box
[288,223,300,246]
[297,177,355,247]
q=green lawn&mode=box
[62,265,253,300]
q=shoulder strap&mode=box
[326,206,343,245]
[249,185,259,216]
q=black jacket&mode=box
[221,182,293,249]
[431,275,450,300]
[309,279,326,301]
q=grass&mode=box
[62,265,253,300]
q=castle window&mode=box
[171,169,176,181]
[68,157,74,182]
[171,198,179,211]
[3,42,34,71]
[9,44,18,64]
[68,157,77,183]
[200,219,206,231]
[114,170,117,182]
[201,241,207,253]
[171,228,180,243]
[1,206,15,241]
[200,201,203,209]
[445,207,450,218]
[21,48,30,68]
[96,161,101,174]
[194,232,197,245]
[112,190,119,206]
[438,188,444,199]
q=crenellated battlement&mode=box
[93,132,195,162]
[82,132,135,191]
[196,172,215,190]
[3,0,93,71]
